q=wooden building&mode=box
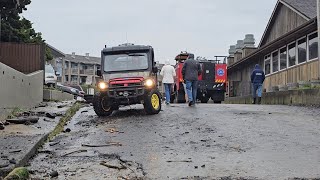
[228,0,319,96]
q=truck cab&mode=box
[93,44,161,116]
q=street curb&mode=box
[0,102,82,178]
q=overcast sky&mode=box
[23,0,277,63]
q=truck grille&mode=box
[110,82,142,88]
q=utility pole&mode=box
[317,0,320,79]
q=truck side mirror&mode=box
[97,70,102,77]
[152,67,158,74]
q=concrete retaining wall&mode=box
[43,89,74,101]
[0,62,43,109]
[225,89,320,106]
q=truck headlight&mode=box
[98,82,108,90]
[144,79,154,87]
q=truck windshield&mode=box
[104,52,149,72]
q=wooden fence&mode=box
[0,42,45,74]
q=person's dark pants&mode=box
[164,83,172,104]
[186,80,198,102]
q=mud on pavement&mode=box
[27,104,320,179]
[0,101,76,177]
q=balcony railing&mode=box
[79,69,85,74]
[85,69,94,75]
[71,68,78,74]
[64,69,69,75]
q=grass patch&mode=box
[47,103,82,141]
[4,167,29,180]
[7,107,25,119]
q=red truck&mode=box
[171,52,227,103]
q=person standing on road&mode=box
[182,54,202,107]
[160,60,176,105]
[251,64,265,104]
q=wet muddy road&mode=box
[28,104,320,179]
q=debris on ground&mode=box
[50,170,59,177]
[9,158,16,164]
[57,104,67,108]
[0,123,4,130]
[81,110,88,113]
[43,118,53,122]
[64,128,71,133]
[49,141,60,146]
[106,128,119,133]
[81,142,122,147]
[6,116,39,124]
[37,103,47,108]
[46,113,56,119]
[166,160,192,163]
[61,150,87,157]
[100,161,127,170]
[0,163,9,168]
[9,149,22,153]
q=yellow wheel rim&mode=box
[151,94,160,110]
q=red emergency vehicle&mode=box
[171,52,227,103]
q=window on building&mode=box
[71,75,78,82]
[64,61,69,69]
[288,43,296,67]
[298,37,307,64]
[309,32,318,60]
[71,62,78,69]
[80,76,87,85]
[272,51,279,73]
[264,55,271,75]
[65,75,69,82]
[280,47,287,70]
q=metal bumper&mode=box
[107,86,145,99]
[198,82,225,91]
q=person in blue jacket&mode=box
[251,64,265,104]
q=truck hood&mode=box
[103,72,151,82]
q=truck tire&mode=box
[144,90,161,115]
[93,93,113,117]
[214,101,222,104]
[177,91,186,103]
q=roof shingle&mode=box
[282,0,317,19]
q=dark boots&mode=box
[252,98,256,104]
[253,97,262,104]
[257,97,261,104]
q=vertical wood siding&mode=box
[0,42,45,74]
[261,4,308,46]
